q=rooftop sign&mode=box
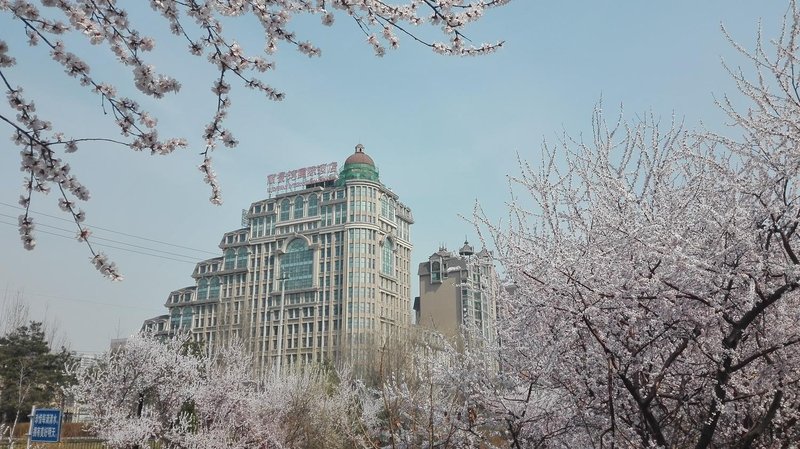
[267,162,338,196]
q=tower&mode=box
[415,241,498,346]
[147,145,414,375]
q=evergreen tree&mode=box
[0,321,73,424]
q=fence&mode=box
[0,439,162,449]
[0,439,105,449]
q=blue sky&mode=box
[0,2,787,352]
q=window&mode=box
[209,277,220,299]
[224,249,235,270]
[321,205,332,226]
[282,239,313,290]
[294,196,305,219]
[197,278,209,299]
[236,248,248,268]
[280,199,290,221]
[180,307,192,328]
[265,215,275,236]
[382,238,394,276]
[307,194,318,216]
[170,310,181,329]
[431,261,441,282]
[251,217,264,238]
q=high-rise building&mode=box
[414,241,498,346]
[144,145,414,374]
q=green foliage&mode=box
[0,321,74,423]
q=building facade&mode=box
[414,241,498,346]
[144,145,414,374]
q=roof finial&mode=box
[355,143,364,153]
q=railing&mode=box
[0,438,162,449]
[0,439,103,449]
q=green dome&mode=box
[337,144,380,184]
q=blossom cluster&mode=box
[468,5,800,444]
[68,333,379,448]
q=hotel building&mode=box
[147,145,413,374]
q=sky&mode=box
[0,1,788,353]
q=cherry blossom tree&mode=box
[68,333,380,448]
[376,338,507,448]
[0,0,511,280]
[474,4,800,447]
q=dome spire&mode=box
[459,238,474,256]
[336,143,379,184]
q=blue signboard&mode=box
[30,408,61,443]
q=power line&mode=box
[0,220,198,264]
[0,201,219,256]
[0,212,203,261]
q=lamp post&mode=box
[275,273,289,374]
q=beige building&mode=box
[415,241,498,345]
[145,145,414,374]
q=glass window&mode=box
[180,307,192,328]
[197,278,209,300]
[236,248,248,268]
[224,249,235,270]
[307,194,318,216]
[382,238,394,276]
[282,239,314,291]
[431,261,441,282]
[209,277,220,299]
[280,199,290,221]
[266,215,275,236]
[170,310,181,329]
[294,196,305,219]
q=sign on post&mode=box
[30,408,62,443]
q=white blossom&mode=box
[470,5,800,445]
[68,333,379,448]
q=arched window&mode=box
[294,196,305,219]
[180,307,192,328]
[307,194,318,216]
[282,239,313,290]
[431,261,441,282]
[224,249,235,270]
[280,198,290,221]
[170,309,181,329]
[382,238,395,276]
[236,247,248,268]
[197,278,209,300]
[209,277,220,299]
